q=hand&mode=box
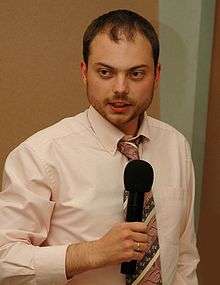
[95,222,149,266]
[66,222,148,279]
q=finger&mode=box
[125,222,147,233]
[133,250,145,261]
[133,241,147,253]
[131,232,149,243]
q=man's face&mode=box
[81,32,160,135]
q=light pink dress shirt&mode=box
[0,106,199,285]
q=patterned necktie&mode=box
[118,136,162,285]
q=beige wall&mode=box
[0,1,159,186]
[198,1,220,284]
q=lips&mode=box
[108,101,131,113]
[108,101,131,108]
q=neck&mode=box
[122,113,145,136]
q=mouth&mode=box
[108,101,132,113]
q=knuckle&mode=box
[121,229,131,240]
[123,239,134,249]
[136,255,142,261]
[141,236,149,244]
[136,252,145,261]
[124,250,134,261]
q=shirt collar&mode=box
[87,106,151,155]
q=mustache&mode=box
[105,94,135,104]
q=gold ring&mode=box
[136,242,141,252]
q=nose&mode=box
[112,74,129,95]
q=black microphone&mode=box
[120,159,154,275]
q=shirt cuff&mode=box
[34,244,69,285]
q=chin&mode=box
[106,113,129,124]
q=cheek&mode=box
[87,82,106,107]
[88,78,112,98]
[87,75,99,90]
[133,82,154,99]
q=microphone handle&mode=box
[121,192,144,275]
[121,260,137,275]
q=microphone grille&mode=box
[124,160,154,192]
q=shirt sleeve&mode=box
[172,141,200,285]
[0,144,68,285]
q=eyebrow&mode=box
[94,62,149,70]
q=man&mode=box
[0,9,199,285]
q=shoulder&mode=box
[146,116,191,157]
[147,116,186,140]
[14,109,91,155]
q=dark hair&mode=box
[83,9,160,69]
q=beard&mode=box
[86,84,154,134]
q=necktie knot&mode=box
[117,135,144,160]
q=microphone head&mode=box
[124,160,154,192]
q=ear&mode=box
[154,63,161,89]
[155,63,161,81]
[80,61,88,85]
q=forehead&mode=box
[88,32,154,69]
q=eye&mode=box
[98,68,113,79]
[130,70,145,80]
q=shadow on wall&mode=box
[158,22,202,230]
[159,22,188,136]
